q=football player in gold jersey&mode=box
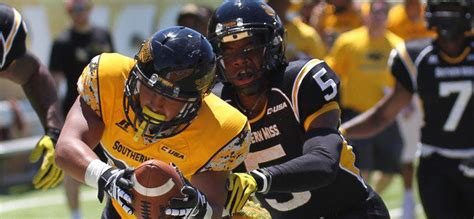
[55,26,251,219]
[326,0,404,194]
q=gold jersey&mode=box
[285,17,327,60]
[387,4,435,41]
[320,4,363,37]
[326,27,403,112]
[77,53,251,218]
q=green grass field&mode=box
[0,174,426,219]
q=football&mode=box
[132,160,184,219]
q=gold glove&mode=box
[230,199,271,219]
[225,173,257,216]
[29,134,64,190]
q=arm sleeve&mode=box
[265,128,343,193]
[389,47,416,93]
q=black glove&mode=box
[97,167,134,215]
[459,157,474,178]
[165,163,211,218]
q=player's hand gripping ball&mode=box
[132,160,184,219]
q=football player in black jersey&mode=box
[341,0,474,217]
[0,4,63,190]
[208,0,389,218]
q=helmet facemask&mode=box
[221,33,267,95]
[212,25,284,96]
[123,66,201,143]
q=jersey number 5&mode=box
[244,144,311,211]
[439,81,472,131]
[312,67,337,101]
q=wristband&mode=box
[250,168,272,194]
[46,128,61,142]
[84,159,112,188]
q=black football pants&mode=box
[417,153,474,218]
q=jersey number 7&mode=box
[439,81,472,131]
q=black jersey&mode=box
[391,36,474,149]
[49,26,114,113]
[215,59,369,217]
[0,4,27,70]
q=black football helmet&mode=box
[426,0,473,40]
[124,26,216,141]
[208,0,287,95]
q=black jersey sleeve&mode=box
[389,46,416,93]
[292,60,340,125]
[0,4,27,70]
[265,128,343,192]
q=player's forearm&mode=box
[191,170,228,219]
[265,128,342,193]
[22,62,63,130]
[340,106,392,139]
[342,83,413,139]
[55,138,99,183]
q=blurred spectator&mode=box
[386,1,434,219]
[299,0,325,36]
[177,3,213,37]
[300,0,321,24]
[49,0,114,219]
[268,0,326,60]
[387,0,435,41]
[395,95,423,219]
[326,0,404,195]
[315,0,363,48]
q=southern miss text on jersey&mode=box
[77,53,251,219]
[0,4,27,70]
[391,36,474,149]
[215,59,368,217]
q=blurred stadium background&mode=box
[0,0,427,218]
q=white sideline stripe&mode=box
[131,175,175,197]
[0,190,97,213]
